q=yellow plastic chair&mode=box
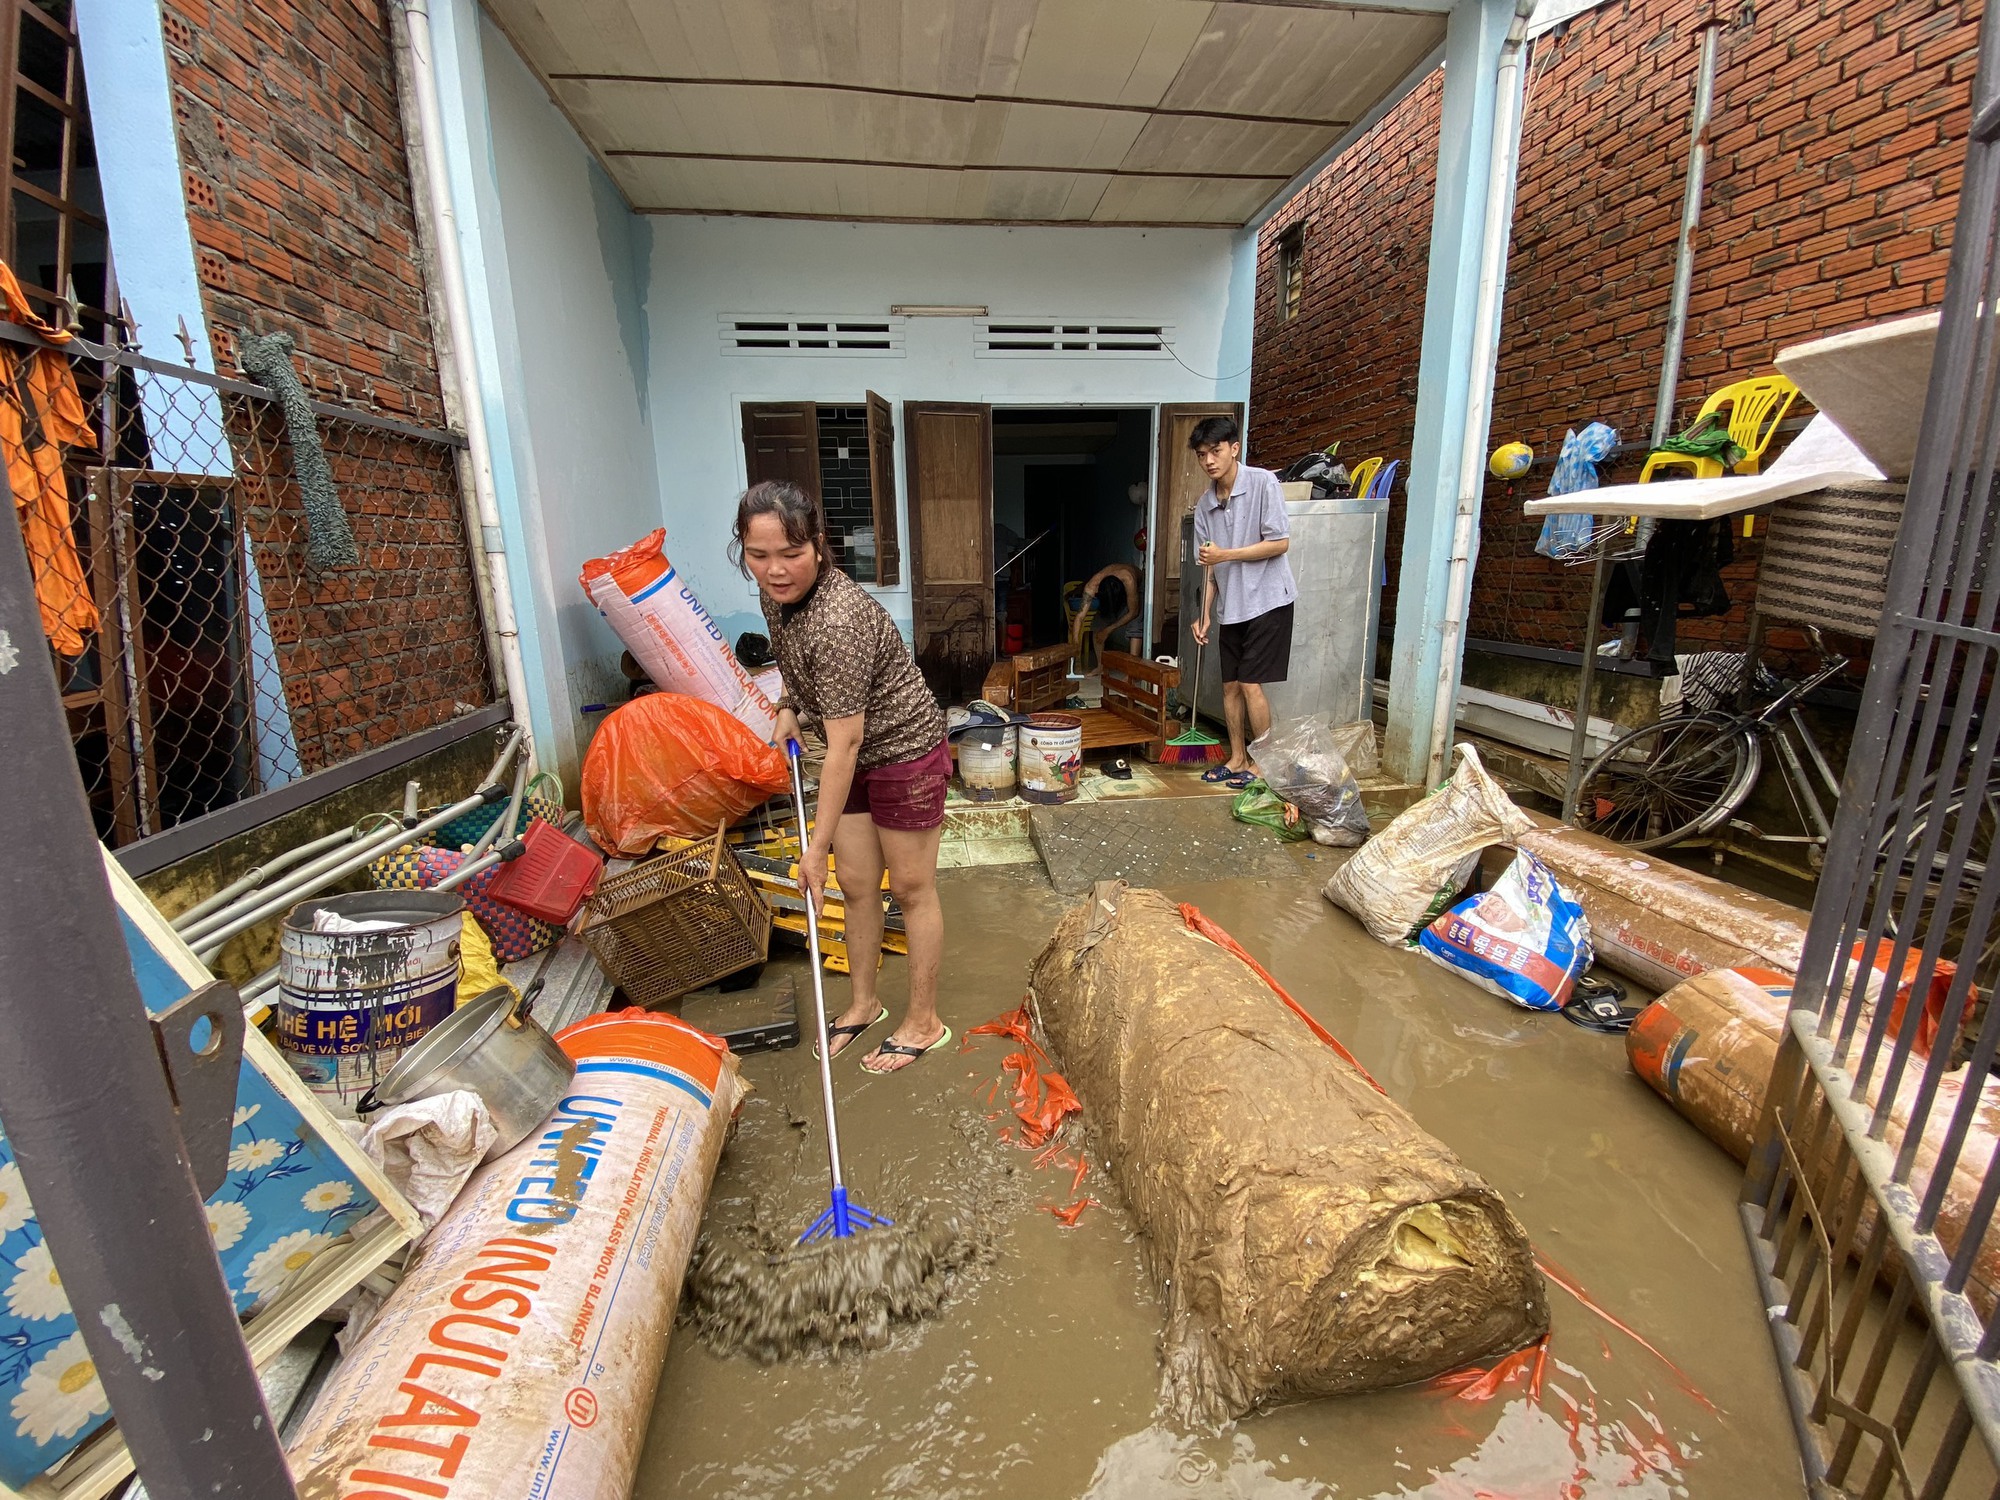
[1639,375,1801,482]
[1347,456,1383,498]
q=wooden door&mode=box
[903,402,993,697]
[741,402,821,502]
[864,391,901,587]
[1151,402,1243,650]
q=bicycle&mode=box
[1573,629,2000,984]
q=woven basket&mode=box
[576,825,772,1008]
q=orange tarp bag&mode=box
[581,691,789,855]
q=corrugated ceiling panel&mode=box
[1120,115,1337,179]
[1160,7,1444,121]
[1007,0,1212,107]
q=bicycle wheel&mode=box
[1573,714,1758,852]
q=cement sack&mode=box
[1323,744,1534,945]
[287,1012,742,1500]
[1628,965,2000,1314]
[1418,849,1592,1010]
[582,529,778,742]
[1516,817,1810,989]
[1029,884,1548,1427]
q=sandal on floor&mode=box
[1201,765,1240,783]
[860,1024,954,1074]
[814,1005,888,1061]
[1223,770,1256,790]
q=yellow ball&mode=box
[1489,441,1533,480]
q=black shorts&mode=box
[1218,604,1294,685]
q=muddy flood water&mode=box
[636,852,1803,1500]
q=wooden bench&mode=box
[968,649,1182,760]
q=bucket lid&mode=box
[556,1011,729,1090]
[369,985,517,1107]
[285,889,465,933]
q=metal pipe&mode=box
[394,0,537,772]
[1560,552,1615,821]
[1425,0,1538,788]
[181,733,522,945]
[170,826,360,932]
[1650,23,1724,453]
[465,757,526,861]
[189,785,507,958]
[0,481,296,1494]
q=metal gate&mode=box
[1742,4,2000,1493]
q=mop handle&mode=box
[787,739,848,1194]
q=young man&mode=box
[1189,414,1296,785]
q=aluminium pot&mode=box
[355,984,575,1159]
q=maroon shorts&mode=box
[843,739,952,831]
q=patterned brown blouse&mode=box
[760,565,945,770]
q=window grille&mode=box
[974,320,1172,357]
[719,315,904,355]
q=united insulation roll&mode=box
[1629,966,2000,1314]
[581,529,778,742]
[286,1012,742,1499]
[1029,883,1548,1427]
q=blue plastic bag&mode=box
[1417,850,1592,1010]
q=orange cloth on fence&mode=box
[0,262,97,655]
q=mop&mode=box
[679,739,987,1363]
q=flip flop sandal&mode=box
[813,1005,888,1061]
[1224,770,1257,790]
[1105,758,1133,781]
[1560,975,1646,1033]
[1201,765,1240,784]
[861,1023,955,1074]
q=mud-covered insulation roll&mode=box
[1028,883,1548,1428]
[285,1012,742,1500]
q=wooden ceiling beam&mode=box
[602,149,1296,183]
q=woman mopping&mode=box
[733,480,954,1074]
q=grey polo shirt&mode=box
[1194,464,1298,625]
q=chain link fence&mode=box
[0,321,495,848]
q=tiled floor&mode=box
[939,757,1241,868]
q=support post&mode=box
[1382,0,1531,786]
[0,497,294,1492]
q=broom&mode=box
[1157,632,1227,765]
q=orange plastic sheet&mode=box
[1177,902,1385,1095]
[971,1001,1093,1223]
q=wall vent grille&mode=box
[975,319,1172,357]
[719,315,905,356]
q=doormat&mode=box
[1029,798,1302,896]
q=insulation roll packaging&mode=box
[286,1012,743,1499]
[1628,966,2000,1315]
[1029,885,1548,1428]
[581,530,778,742]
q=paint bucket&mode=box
[1019,714,1084,804]
[958,722,1018,801]
[277,890,465,1117]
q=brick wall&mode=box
[160,0,445,423]
[142,0,493,781]
[1252,0,1979,667]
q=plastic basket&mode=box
[486,818,604,924]
[575,824,772,1008]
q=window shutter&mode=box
[740,402,822,503]
[865,391,900,586]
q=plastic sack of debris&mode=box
[1248,720,1370,846]
[581,529,779,741]
[581,691,789,855]
[1329,719,1380,778]
[1030,884,1548,1427]
[1324,744,1534,945]
[1417,849,1592,1010]
[1230,783,1310,842]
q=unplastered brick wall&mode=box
[150,0,494,764]
[160,0,445,422]
[1253,0,1977,668]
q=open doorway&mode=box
[990,408,1152,697]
